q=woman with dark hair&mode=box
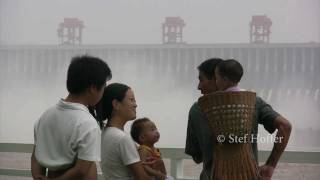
[91,83,151,180]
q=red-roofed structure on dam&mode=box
[57,18,84,45]
[250,15,272,44]
[162,17,186,44]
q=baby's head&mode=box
[215,59,243,91]
[131,118,160,146]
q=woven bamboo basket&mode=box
[198,91,259,180]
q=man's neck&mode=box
[64,94,89,106]
[225,84,240,92]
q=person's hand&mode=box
[153,159,165,172]
[142,156,157,166]
[259,164,275,180]
[33,175,48,180]
[154,173,166,180]
[142,157,165,171]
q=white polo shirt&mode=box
[34,99,101,170]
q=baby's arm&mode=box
[143,163,166,180]
[139,149,166,180]
[158,159,167,175]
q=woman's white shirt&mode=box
[101,127,140,180]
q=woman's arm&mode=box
[128,161,151,180]
[142,165,166,180]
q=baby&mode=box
[131,118,173,180]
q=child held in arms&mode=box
[131,118,174,180]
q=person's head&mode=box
[67,55,112,106]
[197,58,223,94]
[215,59,243,91]
[98,83,137,122]
[131,118,160,146]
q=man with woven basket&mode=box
[185,58,292,180]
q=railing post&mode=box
[170,158,184,180]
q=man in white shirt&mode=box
[31,55,112,180]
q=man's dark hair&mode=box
[67,55,112,94]
[197,58,223,79]
[216,59,243,83]
[131,118,151,144]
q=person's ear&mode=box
[139,134,145,143]
[89,85,98,94]
[112,99,121,111]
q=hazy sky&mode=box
[1,0,319,44]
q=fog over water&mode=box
[0,0,319,151]
[1,0,320,44]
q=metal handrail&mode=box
[1,143,320,180]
